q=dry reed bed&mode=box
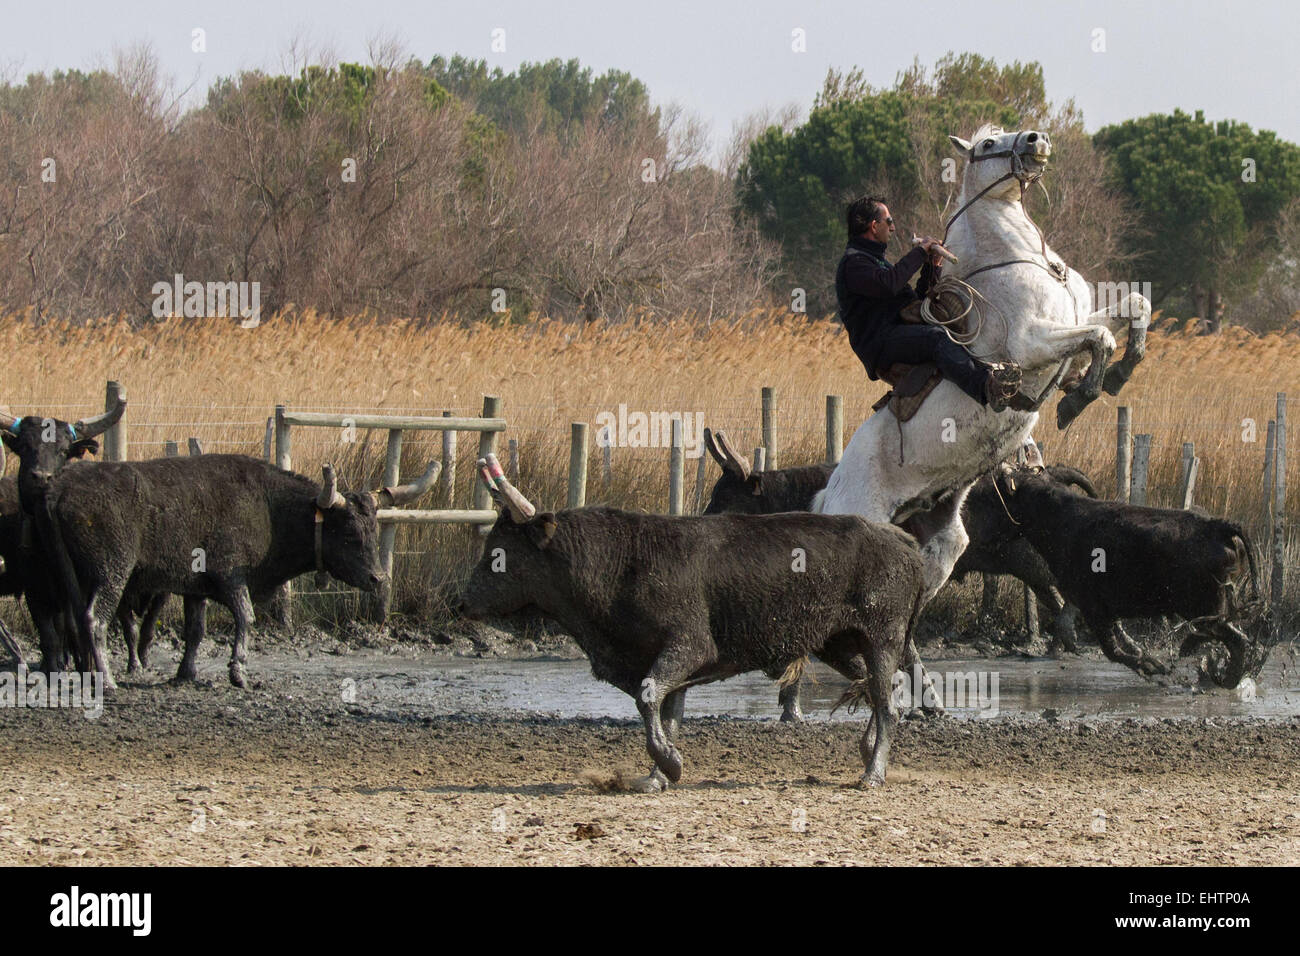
[3,310,1299,625]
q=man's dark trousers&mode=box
[874,324,988,405]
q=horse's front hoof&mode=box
[229,664,247,689]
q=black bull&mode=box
[995,465,1264,687]
[36,454,437,689]
[461,462,928,789]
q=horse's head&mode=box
[949,125,1052,201]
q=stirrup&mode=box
[983,362,1023,411]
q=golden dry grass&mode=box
[3,308,1299,626]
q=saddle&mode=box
[872,361,943,422]
[870,289,974,423]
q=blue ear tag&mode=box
[68,425,78,440]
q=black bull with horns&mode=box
[459,454,927,790]
[27,450,438,689]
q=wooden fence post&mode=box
[1272,393,1287,607]
[269,404,293,628]
[472,396,501,520]
[600,427,613,485]
[761,387,776,470]
[1263,419,1276,530]
[1024,585,1039,645]
[188,438,203,456]
[980,575,998,619]
[753,447,766,473]
[369,428,403,623]
[568,422,588,508]
[103,380,127,462]
[442,411,457,506]
[164,440,179,458]
[1178,442,1199,509]
[826,394,843,464]
[1116,406,1132,502]
[507,438,519,484]
[694,453,707,513]
[1131,433,1151,506]
[669,418,684,515]
[263,417,274,463]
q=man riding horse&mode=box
[835,196,1027,411]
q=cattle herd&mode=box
[0,397,1272,790]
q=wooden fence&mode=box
[60,380,1300,636]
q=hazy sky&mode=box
[6,0,1298,152]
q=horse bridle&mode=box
[942,131,1067,286]
[937,130,1077,411]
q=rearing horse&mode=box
[817,125,1148,612]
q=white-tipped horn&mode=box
[713,430,750,480]
[485,453,536,522]
[317,464,345,509]
[378,460,441,507]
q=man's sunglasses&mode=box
[875,217,894,225]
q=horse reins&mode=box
[941,131,1067,286]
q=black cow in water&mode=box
[701,427,1096,719]
[460,455,926,789]
[20,445,437,689]
[992,464,1263,686]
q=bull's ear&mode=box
[525,513,558,550]
[747,474,764,496]
[69,438,100,460]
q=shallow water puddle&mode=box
[279,650,1300,722]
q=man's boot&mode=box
[982,362,1024,411]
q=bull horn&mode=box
[318,464,345,509]
[72,391,126,440]
[377,461,441,507]
[485,453,536,522]
[713,430,750,480]
[703,428,726,467]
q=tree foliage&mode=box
[737,53,1129,316]
[1095,110,1300,329]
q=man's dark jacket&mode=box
[835,237,940,380]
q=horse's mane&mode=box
[969,123,1005,142]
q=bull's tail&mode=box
[777,656,808,689]
[1046,465,1099,499]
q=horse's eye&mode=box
[983,139,994,148]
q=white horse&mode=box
[817,125,1148,617]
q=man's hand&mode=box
[916,236,944,267]
[913,234,958,265]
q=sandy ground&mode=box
[1,632,1298,867]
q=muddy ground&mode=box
[0,625,1297,866]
